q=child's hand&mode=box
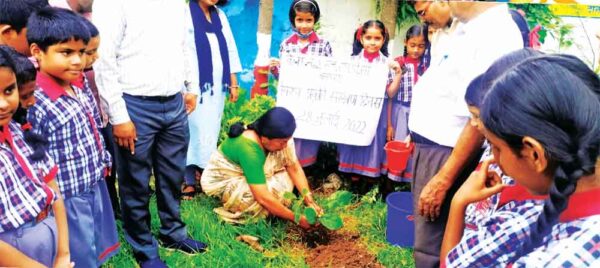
[269,58,280,69]
[53,253,74,268]
[453,159,505,207]
[403,134,411,147]
[386,126,395,142]
[389,61,402,75]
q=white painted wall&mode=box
[317,0,409,58]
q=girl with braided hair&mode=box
[0,45,72,268]
[387,23,429,183]
[441,54,600,267]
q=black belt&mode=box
[124,93,179,102]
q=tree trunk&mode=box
[251,0,274,98]
[380,0,398,54]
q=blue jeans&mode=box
[118,93,189,261]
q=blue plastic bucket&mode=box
[386,191,414,247]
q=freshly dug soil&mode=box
[289,226,382,267]
[306,232,382,268]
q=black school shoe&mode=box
[160,236,207,256]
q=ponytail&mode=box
[13,107,47,162]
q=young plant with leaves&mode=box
[284,190,353,230]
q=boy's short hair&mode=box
[0,0,49,33]
[26,7,90,51]
[12,52,36,85]
[79,16,98,38]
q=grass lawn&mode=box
[102,188,415,267]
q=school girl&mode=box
[272,0,333,168]
[442,54,600,267]
[337,20,402,183]
[386,23,429,182]
[0,46,71,268]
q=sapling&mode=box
[284,189,353,230]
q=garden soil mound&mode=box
[290,226,382,267]
[306,232,382,267]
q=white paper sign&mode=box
[277,54,388,146]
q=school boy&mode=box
[0,0,49,56]
[26,7,119,267]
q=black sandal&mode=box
[181,184,197,200]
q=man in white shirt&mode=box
[93,0,205,267]
[48,0,92,18]
[406,2,524,267]
[413,0,458,64]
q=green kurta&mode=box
[219,136,266,184]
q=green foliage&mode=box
[396,1,419,30]
[320,190,354,211]
[103,195,305,268]
[318,213,344,230]
[343,187,415,267]
[304,207,317,224]
[218,89,276,144]
[509,4,574,49]
[103,187,415,267]
[283,190,353,231]
[373,0,419,30]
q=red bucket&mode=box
[384,141,414,174]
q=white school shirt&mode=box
[408,4,523,147]
[92,0,200,125]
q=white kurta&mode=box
[187,8,242,169]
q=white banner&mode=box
[277,54,388,146]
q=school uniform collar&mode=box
[559,187,600,222]
[286,31,320,45]
[36,72,72,102]
[498,184,600,222]
[0,124,10,144]
[72,73,85,90]
[362,50,381,63]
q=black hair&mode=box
[0,45,16,71]
[216,0,228,6]
[465,48,542,107]
[289,0,321,27]
[26,7,90,52]
[403,23,430,76]
[79,16,98,38]
[480,54,600,260]
[228,107,296,139]
[509,9,530,48]
[12,51,36,86]
[0,45,46,161]
[352,20,389,57]
[0,0,48,33]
